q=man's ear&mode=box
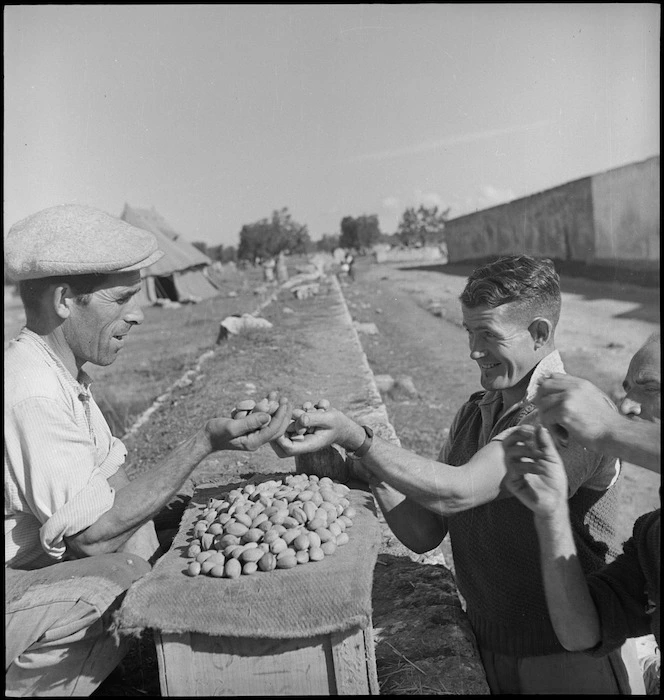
[529,317,552,349]
[51,284,73,320]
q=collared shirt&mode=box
[5,329,126,569]
[437,349,625,657]
[439,350,621,493]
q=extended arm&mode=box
[535,374,660,473]
[272,408,511,553]
[592,418,660,474]
[65,400,291,557]
[502,425,602,651]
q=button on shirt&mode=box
[5,329,126,569]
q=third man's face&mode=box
[620,339,661,423]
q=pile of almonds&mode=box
[285,398,330,441]
[185,473,356,579]
[230,391,281,420]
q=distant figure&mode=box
[345,252,355,282]
[276,251,289,284]
[339,250,355,283]
[262,257,276,284]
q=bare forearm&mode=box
[601,418,660,473]
[66,430,212,555]
[359,435,507,516]
[534,507,602,651]
[369,480,448,553]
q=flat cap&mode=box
[4,204,164,281]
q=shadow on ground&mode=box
[398,260,659,323]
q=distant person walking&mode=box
[346,252,355,282]
[262,257,276,284]
[340,250,355,283]
[276,251,289,284]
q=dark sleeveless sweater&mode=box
[445,390,623,657]
[587,507,660,655]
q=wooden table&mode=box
[155,624,379,695]
[118,478,382,696]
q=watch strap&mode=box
[347,425,374,459]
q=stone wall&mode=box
[374,245,446,264]
[445,179,595,263]
[591,156,660,263]
[444,156,659,270]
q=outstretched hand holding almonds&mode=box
[208,390,291,452]
[270,400,364,458]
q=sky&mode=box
[4,4,660,247]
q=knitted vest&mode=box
[588,508,661,653]
[446,391,622,657]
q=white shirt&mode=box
[5,329,126,569]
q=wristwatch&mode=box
[346,425,374,459]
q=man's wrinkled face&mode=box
[63,271,144,368]
[620,339,661,423]
[462,302,540,395]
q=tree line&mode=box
[194,204,449,264]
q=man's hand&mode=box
[205,397,291,452]
[502,424,569,519]
[534,373,618,452]
[271,407,365,458]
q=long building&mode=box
[444,156,660,275]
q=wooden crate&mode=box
[155,620,379,696]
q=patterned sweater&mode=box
[441,353,624,657]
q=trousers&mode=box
[5,553,150,697]
[479,639,646,694]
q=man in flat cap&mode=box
[4,204,291,696]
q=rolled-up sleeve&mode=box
[6,397,116,560]
[97,437,128,479]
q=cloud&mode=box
[347,120,553,163]
[476,184,515,209]
[381,196,400,210]
[445,186,515,218]
[414,190,446,210]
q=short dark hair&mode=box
[460,255,561,328]
[19,273,109,313]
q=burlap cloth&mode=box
[116,476,381,639]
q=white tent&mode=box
[121,204,220,304]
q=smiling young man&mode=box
[4,204,291,696]
[273,254,644,693]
